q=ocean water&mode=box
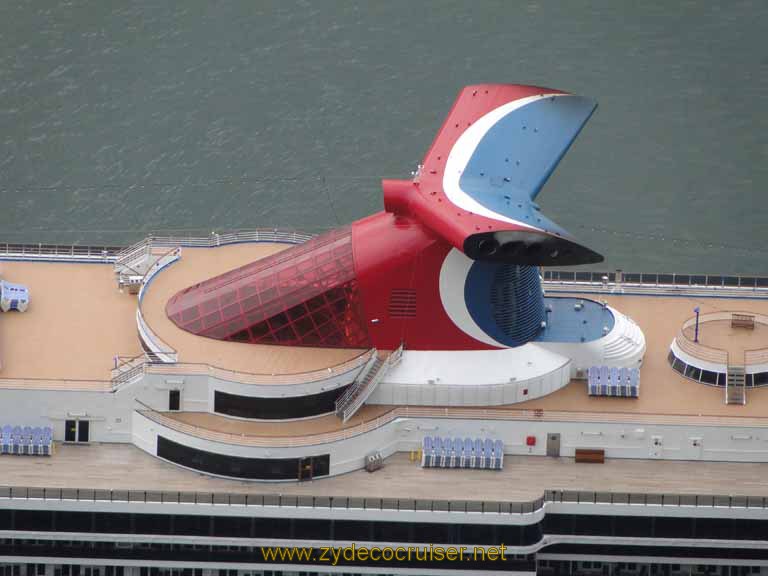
[0,0,766,274]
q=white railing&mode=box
[1,229,314,264]
[148,229,314,248]
[111,355,148,390]
[135,247,182,363]
[542,270,768,291]
[746,348,768,367]
[129,229,314,364]
[144,349,375,385]
[677,311,768,367]
[675,330,729,365]
[0,243,119,262]
[137,401,768,449]
[335,351,379,414]
[339,345,404,422]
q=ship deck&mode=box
[518,293,768,418]
[160,290,768,442]
[0,260,141,384]
[3,443,768,501]
[140,243,364,376]
[1,243,768,424]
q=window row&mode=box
[668,350,768,387]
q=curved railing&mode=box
[144,348,375,385]
[132,229,315,365]
[736,313,768,368]
[0,349,373,392]
[677,312,731,365]
[675,330,729,365]
[676,311,768,367]
[745,348,768,367]
[136,401,768,449]
[135,247,182,363]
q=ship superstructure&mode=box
[0,84,767,573]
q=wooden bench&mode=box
[732,314,755,329]
[574,448,605,464]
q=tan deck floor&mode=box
[157,291,768,442]
[165,292,768,441]
[683,319,768,359]
[0,261,141,381]
[517,294,768,418]
[168,405,392,437]
[4,443,768,501]
[141,244,363,375]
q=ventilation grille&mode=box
[389,289,417,318]
[490,264,545,344]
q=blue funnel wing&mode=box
[411,86,602,265]
[459,94,597,203]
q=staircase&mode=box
[726,365,746,405]
[115,238,153,277]
[335,345,403,423]
[111,355,147,392]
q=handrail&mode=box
[0,349,374,392]
[543,490,768,509]
[136,400,768,449]
[110,354,147,380]
[1,229,315,264]
[745,348,768,367]
[1,485,766,515]
[135,247,182,363]
[0,243,120,262]
[677,311,768,367]
[144,349,375,385]
[111,355,148,390]
[148,229,314,248]
[0,378,112,391]
[340,345,404,422]
[0,484,543,515]
[542,270,768,290]
[675,330,729,364]
[132,229,314,364]
[335,351,379,411]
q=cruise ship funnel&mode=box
[385,83,603,266]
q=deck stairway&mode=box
[111,355,147,391]
[726,365,746,405]
[335,345,403,423]
[114,238,153,277]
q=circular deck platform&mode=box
[671,311,768,387]
[683,319,768,360]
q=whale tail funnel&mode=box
[383,84,602,266]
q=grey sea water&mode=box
[0,0,766,274]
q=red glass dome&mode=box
[166,227,371,348]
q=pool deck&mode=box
[3,443,768,502]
